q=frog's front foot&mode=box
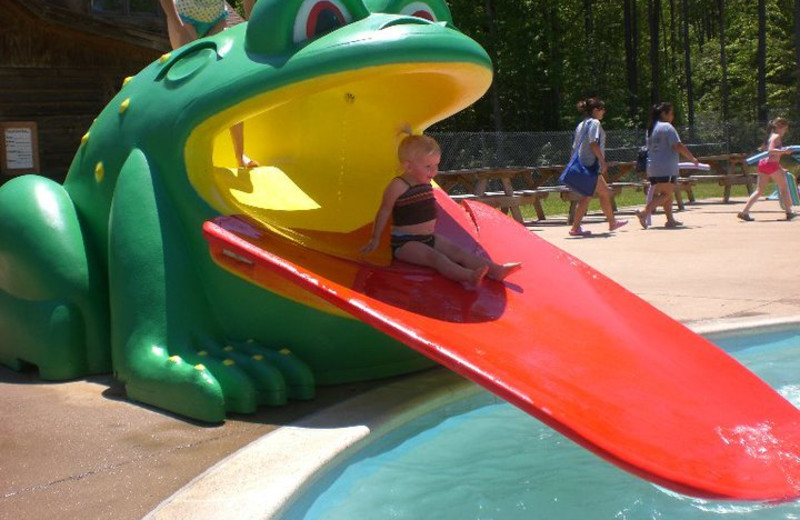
[119,338,315,423]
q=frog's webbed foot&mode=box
[121,338,314,423]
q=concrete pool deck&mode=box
[2,197,799,519]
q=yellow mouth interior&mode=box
[187,62,491,261]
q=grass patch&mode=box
[523,183,756,220]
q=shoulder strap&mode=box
[572,120,592,159]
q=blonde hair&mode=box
[398,134,440,163]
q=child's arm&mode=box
[766,134,792,158]
[361,180,404,255]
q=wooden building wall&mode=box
[0,0,167,181]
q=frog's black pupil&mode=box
[314,9,343,36]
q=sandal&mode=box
[737,212,754,222]
[568,227,592,237]
[609,220,628,232]
[635,210,648,229]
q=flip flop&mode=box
[568,227,592,237]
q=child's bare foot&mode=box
[463,265,489,290]
[239,154,260,169]
[488,262,522,281]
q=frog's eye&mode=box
[294,0,354,44]
[399,1,436,21]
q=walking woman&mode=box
[567,97,628,236]
[636,102,698,229]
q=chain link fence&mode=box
[432,120,782,187]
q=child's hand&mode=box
[360,238,379,255]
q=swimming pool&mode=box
[282,322,800,520]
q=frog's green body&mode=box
[0,0,492,421]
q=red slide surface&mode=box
[203,190,800,501]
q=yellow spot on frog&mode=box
[122,76,133,87]
[194,364,206,371]
[159,53,171,63]
[81,132,90,145]
[224,345,234,352]
[279,348,291,355]
[252,354,264,361]
[198,351,208,357]
[223,359,235,366]
[168,355,182,363]
[119,98,131,114]
[94,162,104,183]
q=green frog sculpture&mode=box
[0,0,491,422]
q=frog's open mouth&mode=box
[187,60,490,260]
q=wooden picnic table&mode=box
[436,162,641,224]
[677,153,754,203]
[435,167,540,222]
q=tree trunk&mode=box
[624,0,640,122]
[757,0,767,122]
[584,0,594,79]
[544,2,563,129]
[482,0,503,131]
[718,0,730,123]
[681,0,695,127]
[648,0,661,104]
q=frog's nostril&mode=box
[379,17,434,30]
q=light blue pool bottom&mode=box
[286,321,800,520]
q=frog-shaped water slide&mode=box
[1,0,800,501]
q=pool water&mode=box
[284,326,800,520]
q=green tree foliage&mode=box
[437,0,800,131]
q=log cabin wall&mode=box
[1,0,168,181]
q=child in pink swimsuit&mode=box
[738,117,796,221]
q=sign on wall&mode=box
[1,122,40,176]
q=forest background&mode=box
[230,0,800,136]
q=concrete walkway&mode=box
[1,196,798,520]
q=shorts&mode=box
[758,158,780,175]
[180,11,227,36]
[390,234,435,257]
[648,176,677,184]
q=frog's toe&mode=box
[193,346,286,407]
[184,353,259,414]
[234,340,315,401]
[123,355,228,423]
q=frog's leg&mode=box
[0,175,110,379]
[109,150,313,422]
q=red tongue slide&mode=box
[203,189,800,501]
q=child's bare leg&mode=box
[741,175,769,216]
[230,123,259,168]
[395,241,477,284]
[434,235,520,281]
